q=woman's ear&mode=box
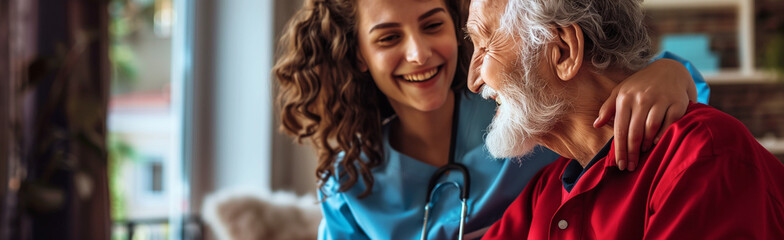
[548,23,584,81]
[357,52,369,72]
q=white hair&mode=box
[499,0,654,71]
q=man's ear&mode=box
[548,23,584,81]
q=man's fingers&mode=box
[613,96,632,171]
[595,89,619,128]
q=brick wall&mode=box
[711,82,784,138]
[709,82,784,162]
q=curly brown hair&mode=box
[273,0,471,197]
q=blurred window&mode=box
[150,161,163,193]
[107,0,181,239]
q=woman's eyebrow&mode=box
[369,7,446,34]
[418,8,446,21]
[369,23,401,33]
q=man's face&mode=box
[465,0,515,97]
[466,0,569,158]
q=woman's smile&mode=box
[399,65,441,82]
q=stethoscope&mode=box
[420,93,470,240]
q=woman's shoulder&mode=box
[321,150,389,196]
[319,164,366,199]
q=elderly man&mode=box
[465,0,784,239]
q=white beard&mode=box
[483,66,568,158]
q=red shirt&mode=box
[482,103,784,240]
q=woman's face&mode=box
[355,0,459,113]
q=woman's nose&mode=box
[405,35,431,65]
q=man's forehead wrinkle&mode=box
[487,0,509,17]
[468,2,496,38]
[466,21,488,39]
[490,0,512,10]
[473,0,508,36]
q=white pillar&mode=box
[212,0,274,191]
[739,0,755,75]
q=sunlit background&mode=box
[2,0,783,239]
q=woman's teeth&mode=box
[401,68,438,82]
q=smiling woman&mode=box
[358,5,457,113]
[274,0,471,200]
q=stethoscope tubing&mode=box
[420,92,470,240]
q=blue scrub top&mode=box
[317,52,709,240]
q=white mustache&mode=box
[480,85,498,100]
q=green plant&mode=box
[108,0,157,93]
[18,31,105,215]
[757,1,784,81]
[109,0,138,93]
[107,134,138,221]
[763,34,784,80]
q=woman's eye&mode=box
[425,22,443,30]
[378,35,400,43]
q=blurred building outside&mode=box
[107,0,176,239]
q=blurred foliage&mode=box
[16,5,111,223]
[757,0,784,81]
[109,0,157,93]
[108,134,138,221]
[106,0,155,223]
[18,30,105,214]
[764,34,784,80]
[109,0,138,93]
